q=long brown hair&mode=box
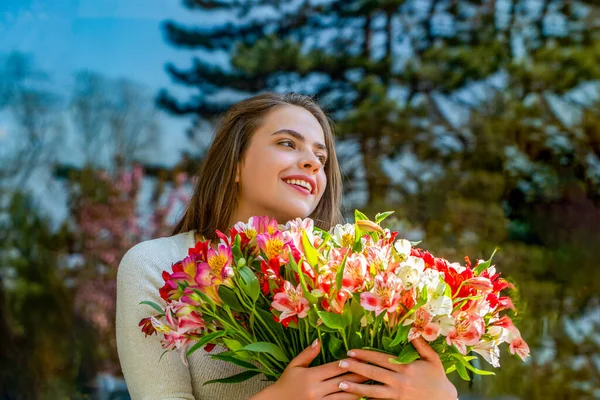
[172,92,344,240]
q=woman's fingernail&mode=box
[339,382,349,390]
[339,360,349,368]
[312,339,319,348]
[347,350,356,357]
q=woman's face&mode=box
[232,105,328,225]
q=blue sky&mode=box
[0,0,229,91]
[0,0,231,228]
[0,0,240,164]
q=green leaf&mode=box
[375,211,394,224]
[288,252,317,303]
[203,370,261,385]
[139,300,164,314]
[255,307,285,337]
[335,252,349,293]
[349,296,364,331]
[454,361,471,381]
[232,243,243,261]
[354,209,369,221]
[190,288,216,311]
[308,309,337,332]
[445,364,457,374]
[342,308,353,328]
[389,344,420,365]
[187,330,227,357]
[223,338,242,351]
[382,336,396,353]
[218,285,245,312]
[389,323,410,347]
[473,248,498,276]
[239,266,260,302]
[210,352,260,371]
[302,230,319,268]
[317,233,332,251]
[240,342,289,363]
[327,335,345,359]
[448,353,495,376]
[317,309,348,330]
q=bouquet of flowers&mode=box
[139,210,529,385]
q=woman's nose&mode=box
[299,153,321,172]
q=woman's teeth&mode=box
[284,179,312,193]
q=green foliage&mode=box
[0,191,100,398]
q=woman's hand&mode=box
[336,337,458,400]
[250,339,369,400]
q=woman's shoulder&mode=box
[118,230,196,276]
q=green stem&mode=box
[339,329,349,353]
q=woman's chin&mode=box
[272,204,312,223]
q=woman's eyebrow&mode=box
[271,129,327,152]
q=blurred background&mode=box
[1,0,599,399]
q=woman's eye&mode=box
[279,140,295,148]
[317,155,327,164]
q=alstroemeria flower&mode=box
[509,336,530,361]
[198,243,233,284]
[360,273,403,316]
[285,217,315,254]
[365,243,393,275]
[139,317,156,337]
[257,231,291,263]
[404,308,440,341]
[463,277,494,293]
[394,256,425,289]
[331,223,356,248]
[393,238,412,261]
[472,340,501,367]
[356,219,384,234]
[272,281,310,323]
[342,253,369,292]
[446,312,486,355]
[419,269,453,316]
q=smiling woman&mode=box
[170,92,344,243]
[116,91,458,400]
[115,92,347,399]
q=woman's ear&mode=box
[235,164,240,183]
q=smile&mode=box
[282,179,312,196]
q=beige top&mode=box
[116,230,272,399]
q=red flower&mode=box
[139,317,157,337]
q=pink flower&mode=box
[509,336,530,361]
[406,308,440,342]
[446,312,486,355]
[463,277,494,292]
[178,311,206,333]
[365,243,393,275]
[342,253,368,292]
[285,217,315,254]
[198,243,233,285]
[272,281,310,322]
[360,273,402,316]
[257,231,292,262]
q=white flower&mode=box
[393,238,412,260]
[449,261,466,273]
[331,223,356,247]
[435,315,455,336]
[419,269,453,316]
[395,256,424,289]
[473,340,501,368]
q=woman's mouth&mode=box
[282,179,312,196]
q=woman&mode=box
[116,92,458,399]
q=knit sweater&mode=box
[116,230,272,399]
